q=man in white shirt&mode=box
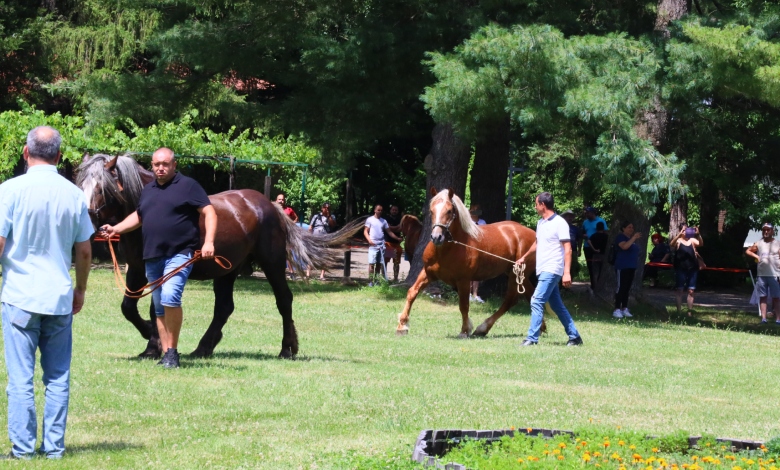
[363,205,401,286]
[516,192,582,346]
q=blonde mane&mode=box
[429,189,483,240]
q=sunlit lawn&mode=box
[0,269,777,468]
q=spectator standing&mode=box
[384,205,404,282]
[275,193,298,223]
[670,225,703,316]
[102,148,217,369]
[307,202,337,280]
[613,221,642,318]
[0,126,93,459]
[560,210,581,278]
[469,205,487,303]
[581,207,607,292]
[515,192,583,347]
[644,233,670,287]
[364,205,401,286]
[745,223,780,324]
[588,221,609,286]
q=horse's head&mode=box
[76,153,144,229]
[429,187,456,246]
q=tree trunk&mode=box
[594,201,650,305]
[471,117,510,223]
[406,123,471,285]
[699,180,719,237]
[669,194,688,237]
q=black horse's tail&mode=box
[272,204,366,275]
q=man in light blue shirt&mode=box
[0,126,93,459]
[580,206,607,291]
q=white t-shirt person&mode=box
[534,214,571,276]
[365,216,389,245]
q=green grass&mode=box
[0,269,778,468]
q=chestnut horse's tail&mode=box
[272,204,366,274]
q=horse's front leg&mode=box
[456,280,473,338]
[191,270,239,358]
[121,266,154,339]
[396,269,432,335]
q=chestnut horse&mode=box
[399,214,423,262]
[396,188,539,338]
[77,154,362,359]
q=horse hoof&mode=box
[472,322,489,337]
[278,348,295,359]
[137,348,161,360]
[189,347,213,359]
[396,328,409,336]
[457,333,470,339]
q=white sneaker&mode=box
[474,296,485,303]
[613,309,623,318]
[469,294,474,302]
[368,282,373,287]
[621,308,633,318]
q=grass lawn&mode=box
[0,269,777,468]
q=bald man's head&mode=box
[25,126,62,163]
[151,147,177,184]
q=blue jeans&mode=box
[526,272,580,343]
[145,253,194,317]
[2,303,72,459]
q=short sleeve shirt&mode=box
[283,206,297,221]
[582,217,607,247]
[535,213,571,276]
[0,165,94,314]
[309,213,335,234]
[615,233,639,270]
[137,172,211,260]
[365,216,389,245]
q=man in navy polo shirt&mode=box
[516,192,583,347]
[102,148,217,368]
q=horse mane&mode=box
[400,214,421,229]
[75,153,145,213]
[430,189,483,240]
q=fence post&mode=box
[344,250,351,278]
[228,155,235,190]
[264,168,272,198]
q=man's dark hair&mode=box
[535,192,554,210]
[596,221,606,230]
[26,126,61,162]
[620,220,633,230]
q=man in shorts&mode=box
[384,205,404,282]
[363,205,401,286]
[102,148,218,368]
[746,222,780,324]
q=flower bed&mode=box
[412,427,776,470]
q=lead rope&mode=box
[446,239,526,295]
[104,236,232,299]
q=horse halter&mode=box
[431,212,457,242]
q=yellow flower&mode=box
[527,427,533,433]
[595,464,601,468]
[733,466,743,470]
[558,455,565,460]
[594,452,602,457]
[747,460,756,466]
[543,450,550,455]
[528,456,539,461]
[559,442,567,449]
[517,458,524,463]
[584,454,592,462]
[582,441,588,447]
[690,464,701,470]
[630,445,637,450]
[715,460,722,465]
[703,456,715,463]
[634,454,644,461]
[653,448,660,453]
[553,449,561,455]
[612,452,622,460]
[647,457,657,464]
[726,456,737,461]
[619,440,625,446]
[605,441,611,448]
[682,464,689,469]
[510,426,516,431]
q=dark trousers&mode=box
[615,268,636,310]
[584,246,596,289]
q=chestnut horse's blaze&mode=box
[397,187,543,338]
[77,154,363,359]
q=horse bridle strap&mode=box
[105,238,232,299]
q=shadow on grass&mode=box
[67,441,143,454]
[207,350,364,363]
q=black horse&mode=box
[76,154,362,359]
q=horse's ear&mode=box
[104,155,118,171]
[447,187,454,200]
[82,153,90,163]
[430,186,438,197]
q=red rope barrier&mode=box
[645,262,748,273]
